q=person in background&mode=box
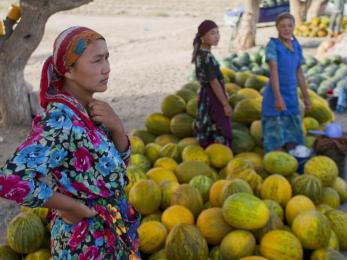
[261,12,311,153]
[329,0,345,37]
[0,26,140,259]
[192,20,232,149]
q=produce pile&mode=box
[1,52,346,259]
[294,16,347,38]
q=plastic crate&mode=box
[258,4,290,23]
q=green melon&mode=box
[186,97,197,117]
[235,71,252,86]
[155,134,179,146]
[304,156,338,187]
[129,135,145,154]
[292,210,330,250]
[232,130,256,154]
[125,165,147,194]
[145,113,171,136]
[221,178,253,203]
[253,212,284,242]
[128,179,161,215]
[130,129,156,144]
[175,161,213,183]
[222,192,269,230]
[160,180,180,209]
[149,249,167,260]
[24,248,51,260]
[182,81,200,93]
[0,245,19,260]
[129,154,152,172]
[260,230,303,260]
[170,113,194,138]
[321,187,340,209]
[245,75,265,91]
[292,174,323,204]
[144,143,162,163]
[175,89,196,102]
[233,98,262,124]
[161,94,186,118]
[171,184,204,218]
[159,143,180,162]
[264,199,284,221]
[189,175,214,202]
[263,151,298,176]
[6,212,45,254]
[325,209,347,250]
[333,177,347,203]
[165,224,209,260]
[220,230,256,259]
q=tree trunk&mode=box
[0,0,93,126]
[306,0,329,21]
[290,0,306,25]
[233,0,260,50]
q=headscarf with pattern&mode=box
[40,26,104,129]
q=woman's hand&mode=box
[275,96,287,112]
[88,99,125,135]
[223,103,233,117]
[303,97,312,113]
[58,203,97,225]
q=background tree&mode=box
[290,0,328,24]
[0,0,93,126]
[233,0,261,50]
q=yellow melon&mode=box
[138,221,168,254]
[205,143,233,169]
[209,179,229,207]
[260,174,292,207]
[285,195,315,225]
[220,230,256,259]
[182,144,209,165]
[161,205,194,230]
[196,208,233,245]
[154,157,178,171]
[146,167,178,185]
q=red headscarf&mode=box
[40,26,104,129]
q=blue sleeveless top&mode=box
[262,37,305,116]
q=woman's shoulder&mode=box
[266,37,279,48]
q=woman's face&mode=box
[277,18,295,40]
[66,39,110,95]
[201,27,220,46]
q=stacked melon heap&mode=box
[302,55,347,98]
[124,68,346,259]
[0,67,344,260]
[294,16,347,38]
[0,207,52,259]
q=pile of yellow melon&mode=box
[294,16,347,38]
[125,67,347,259]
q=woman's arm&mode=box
[297,66,311,112]
[210,78,232,117]
[269,60,286,112]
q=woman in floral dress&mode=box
[0,26,140,259]
[192,20,232,148]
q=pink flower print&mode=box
[73,147,93,172]
[69,220,89,251]
[78,246,101,260]
[18,126,44,150]
[96,180,110,197]
[104,228,116,253]
[87,130,101,148]
[0,175,31,203]
[71,181,97,198]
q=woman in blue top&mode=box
[262,12,311,153]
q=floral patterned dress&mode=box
[194,49,232,148]
[0,101,140,260]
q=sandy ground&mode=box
[0,0,346,246]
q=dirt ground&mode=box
[0,0,346,245]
